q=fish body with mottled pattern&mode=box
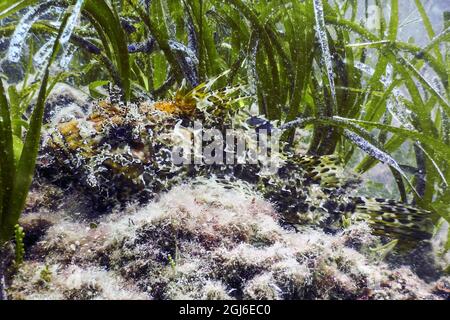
[38,87,434,245]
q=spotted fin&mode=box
[295,155,350,188]
[350,197,434,242]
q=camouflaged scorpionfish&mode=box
[38,83,434,244]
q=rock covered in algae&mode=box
[7,178,448,300]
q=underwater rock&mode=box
[7,179,447,300]
[434,277,450,298]
[8,263,146,300]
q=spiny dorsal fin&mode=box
[350,196,434,242]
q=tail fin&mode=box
[351,196,434,242]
